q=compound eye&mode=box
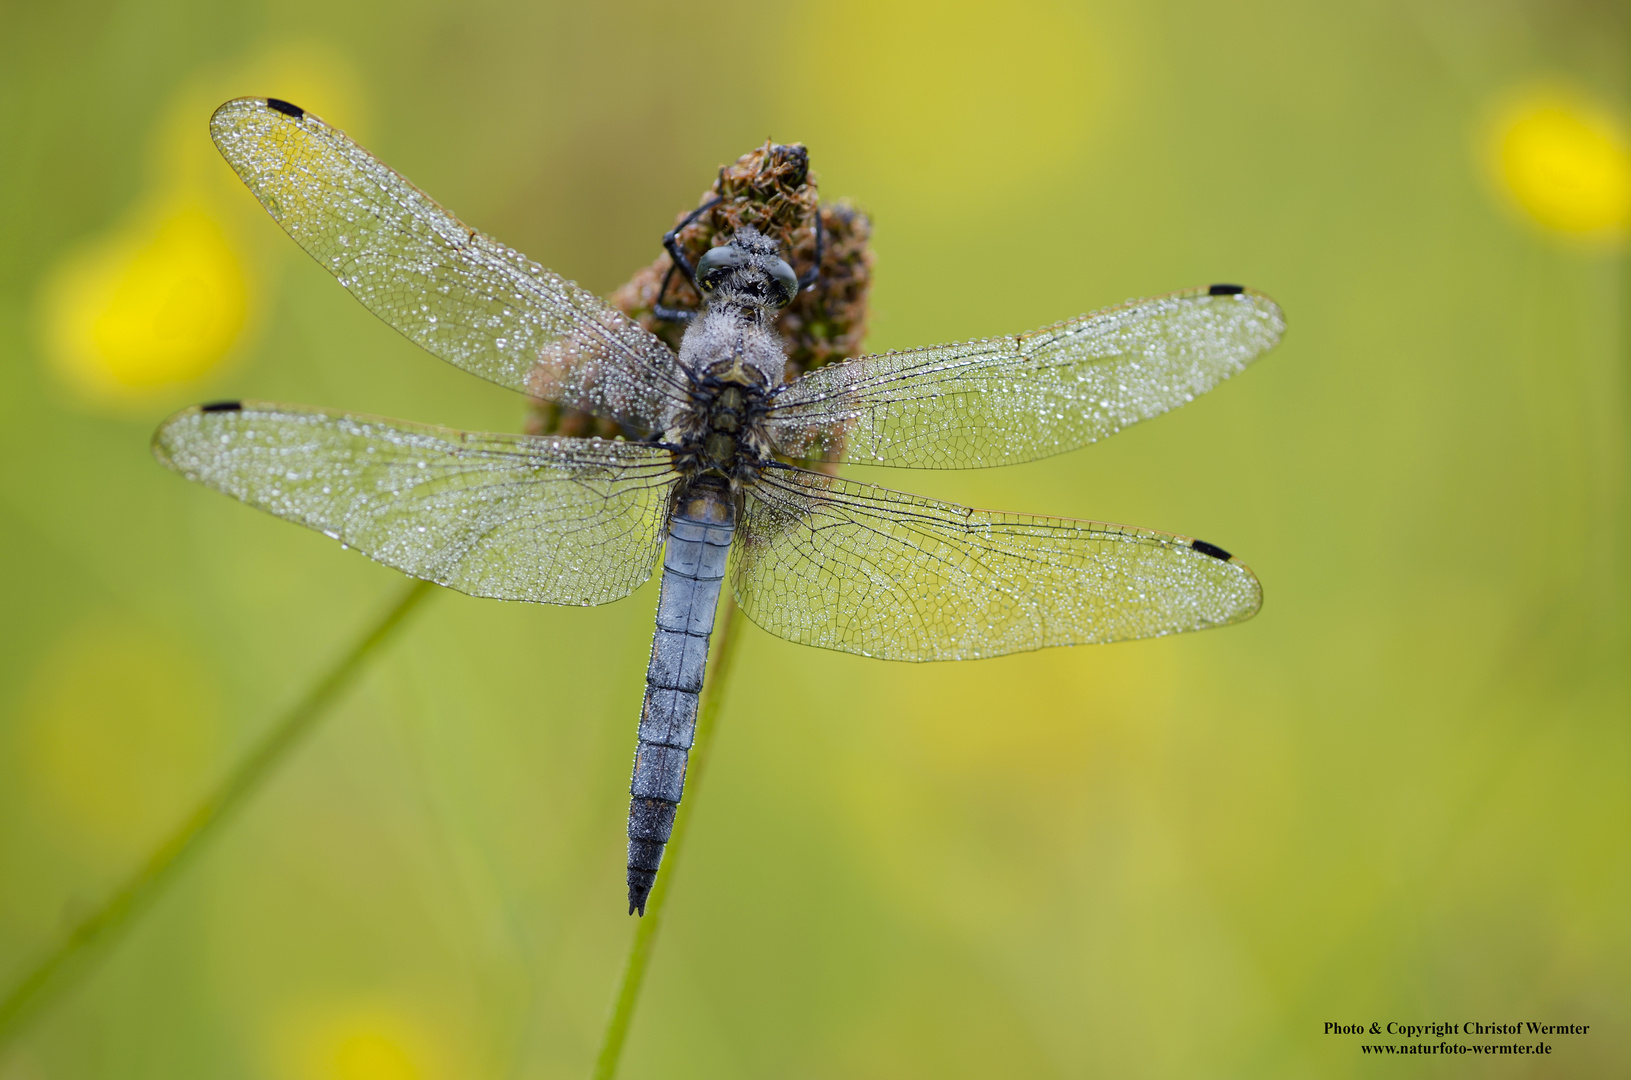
[694,245,745,291]
[767,258,799,307]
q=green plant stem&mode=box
[592,595,742,1080]
[0,579,436,1046]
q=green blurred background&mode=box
[1,1,1627,1076]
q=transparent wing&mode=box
[154,402,679,605]
[733,466,1260,661]
[764,286,1284,468]
[210,97,687,435]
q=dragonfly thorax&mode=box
[672,376,773,484]
[669,227,795,485]
[678,229,796,385]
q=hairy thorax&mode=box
[669,306,783,487]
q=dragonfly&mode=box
[155,97,1285,916]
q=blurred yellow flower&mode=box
[1489,88,1631,242]
[35,41,368,410]
[40,202,250,401]
[333,1031,422,1080]
[273,1005,447,1080]
[20,618,218,861]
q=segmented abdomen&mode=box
[626,480,734,915]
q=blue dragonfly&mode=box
[155,98,1285,914]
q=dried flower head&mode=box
[528,142,873,439]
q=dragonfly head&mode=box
[694,227,799,313]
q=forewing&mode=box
[764,287,1283,468]
[210,97,686,434]
[154,403,678,605]
[733,467,1260,660]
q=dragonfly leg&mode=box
[797,208,824,292]
[654,196,721,323]
[652,260,698,324]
